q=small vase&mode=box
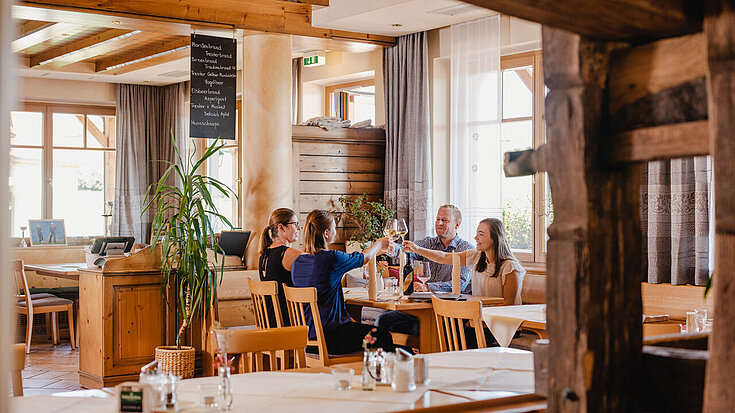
[361,349,376,391]
[218,365,233,410]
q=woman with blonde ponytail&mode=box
[291,209,398,354]
[258,208,302,326]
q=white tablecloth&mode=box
[10,348,534,412]
[481,304,547,347]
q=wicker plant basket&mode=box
[155,346,195,378]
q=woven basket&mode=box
[155,346,195,378]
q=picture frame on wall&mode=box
[28,219,67,246]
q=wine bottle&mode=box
[403,252,414,295]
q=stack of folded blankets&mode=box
[301,116,376,131]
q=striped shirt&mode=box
[411,235,474,294]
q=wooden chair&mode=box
[432,295,486,352]
[12,260,76,353]
[248,279,284,328]
[212,326,308,373]
[283,285,363,367]
[11,343,26,396]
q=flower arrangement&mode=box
[213,352,233,371]
[363,328,378,349]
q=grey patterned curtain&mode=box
[111,82,187,243]
[383,32,433,240]
[641,156,710,285]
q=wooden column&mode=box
[241,34,293,267]
[703,1,735,410]
[543,27,643,412]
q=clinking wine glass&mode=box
[383,219,399,257]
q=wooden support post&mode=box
[703,1,735,410]
[543,27,642,412]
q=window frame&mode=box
[500,51,546,263]
[324,78,375,120]
[11,102,116,228]
[190,99,242,229]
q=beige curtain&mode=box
[111,82,187,243]
[641,156,710,285]
[383,32,433,240]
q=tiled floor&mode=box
[13,340,82,397]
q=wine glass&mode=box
[415,261,430,289]
[383,219,399,257]
[19,225,27,247]
[395,219,408,243]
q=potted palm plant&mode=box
[142,138,236,378]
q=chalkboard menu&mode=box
[190,34,237,140]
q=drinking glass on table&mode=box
[415,262,430,291]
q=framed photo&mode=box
[29,219,67,246]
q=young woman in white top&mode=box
[403,218,525,305]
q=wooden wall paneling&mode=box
[292,142,301,215]
[299,180,382,195]
[299,194,381,213]
[543,27,642,412]
[299,155,384,173]
[703,1,735,411]
[292,126,386,253]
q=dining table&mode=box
[481,304,547,347]
[23,262,86,281]
[9,347,543,412]
[344,288,504,353]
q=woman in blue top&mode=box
[291,209,396,355]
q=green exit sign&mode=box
[303,54,325,67]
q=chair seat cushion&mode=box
[16,296,73,308]
[20,293,57,300]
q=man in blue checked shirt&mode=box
[375,205,474,336]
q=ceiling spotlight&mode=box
[111,20,121,25]
[61,33,70,37]
[391,23,402,27]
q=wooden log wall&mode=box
[703,0,735,410]
[291,125,386,252]
[543,28,643,412]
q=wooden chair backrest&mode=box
[212,326,308,373]
[432,296,486,351]
[248,279,283,328]
[283,285,329,362]
[11,260,31,309]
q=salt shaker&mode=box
[391,348,416,392]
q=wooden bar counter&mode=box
[78,247,177,388]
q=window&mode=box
[500,51,549,262]
[325,79,375,124]
[10,104,116,238]
[191,100,242,232]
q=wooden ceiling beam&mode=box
[95,36,190,72]
[29,28,139,68]
[293,0,329,5]
[104,47,190,75]
[12,21,76,53]
[19,0,395,46]
[462,0,702,42]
